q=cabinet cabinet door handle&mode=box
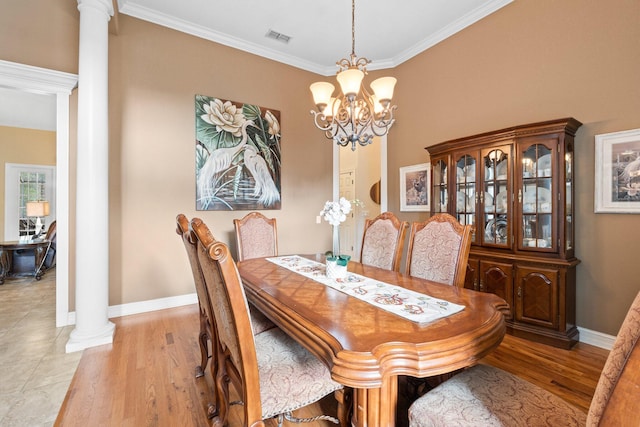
[517,286,522,298]
[518,189,522,203]
[479,278,484,291]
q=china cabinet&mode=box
[427,118,581,348]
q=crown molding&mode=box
[118,2,331,75]
[0,60,77,95]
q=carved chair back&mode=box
[405,213,472,287]
[359,212,408,272]
[587,290,640,425]
[234,212,278,261]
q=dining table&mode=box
[237,254,509,427]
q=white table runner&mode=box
[267,255,465,325]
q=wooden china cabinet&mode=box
[427,118,581,349]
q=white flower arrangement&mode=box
[319,197,352,226]
[320,197,353,263]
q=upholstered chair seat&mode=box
[255,327,343,421]
[360,212,408,272]
[409,363,586,426]
[409,291,640,426]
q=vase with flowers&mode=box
[320,197,352,279]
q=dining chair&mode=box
[405,213,472,287]
[176,214,217,382]
[359,211,408,272]
[176,215,275,378]
[233,211,278,262]
[191,217,348,427]
[408,290,640,426]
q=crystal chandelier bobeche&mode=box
[310,0,397,151]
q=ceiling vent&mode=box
[266,29,291,44]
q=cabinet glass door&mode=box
[565,147,574,251]
[520,143,554,250]
[455,154,476,240]
[432,158,448,213]
[482,148,510,247]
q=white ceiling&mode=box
[117,0,513,75]
[1,0,513,131]
[0,87,56,131]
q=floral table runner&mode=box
[267,255,465,325]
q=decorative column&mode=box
[66,0,115,352]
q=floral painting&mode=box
[195,95,281,210]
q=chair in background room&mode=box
[233,211,278,262]
[409,290,640,426]
[12,220,57,274]
[359,212,408,272]
[191,218,349,427]
[405,213,472,287]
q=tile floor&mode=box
[0,270,81,426]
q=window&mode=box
[19,171,48,236]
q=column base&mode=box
[65,321,115,353]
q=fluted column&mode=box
[66,0,114,352]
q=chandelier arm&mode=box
[310,110,334,132]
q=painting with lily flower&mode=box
[195,95,281,210]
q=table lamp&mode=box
[26,201,50,238]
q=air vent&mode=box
[266,29,291,44]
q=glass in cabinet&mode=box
[518,141,556,251]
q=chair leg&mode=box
[195,312,209,378]
[335,388,353,427]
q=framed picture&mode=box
[595,128,640,213]
[400,163,430,212]
[195,95,282,211]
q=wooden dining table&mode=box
[237,255,509,427]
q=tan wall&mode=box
[389,0,640,335]
[3,0,638,336]
[108,16,334,304]
[0,126,56,241]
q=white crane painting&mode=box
[195,95,281,210]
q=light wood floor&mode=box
[55,304,609,426]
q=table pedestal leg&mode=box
[351,376,398,427]
[0,248,10,284]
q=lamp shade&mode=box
[310,82,335,109]
[336,68,364,97]
[26,201,50,217]
[370,76,397,102]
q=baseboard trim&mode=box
[578,326,615,351]
[65,293,198,325]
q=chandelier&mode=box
[309,0,397,151]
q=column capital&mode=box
[77,0,114,17]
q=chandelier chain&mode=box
[351,0,356,56]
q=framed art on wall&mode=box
[400,163,430,212]
[195,95,281,210]
[595,127,640,213]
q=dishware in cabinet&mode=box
[431,156,449,213]
[517,138,558,252]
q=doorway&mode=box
[0,60,77,327]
